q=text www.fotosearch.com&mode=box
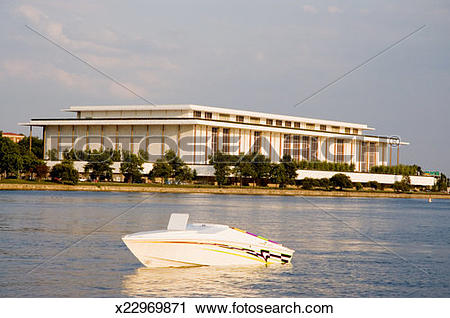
[195,301,333,314]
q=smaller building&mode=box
[2,132,25,143]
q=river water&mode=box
[0,190,448,297]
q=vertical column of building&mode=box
[269,132,272,161]
[86,125,89,151]
[57,125,60,160]
[27,126,32,152]
[115,125,119,151]
[193,124,196,164]
[71,125,75,150]
[177,125,180,157]
[101,125,104,150]
[389,143,392,166]
[130,126,134,153]
[279,133,282,161]
[147,125,150,154]
[350,139,354,165]
[161,125,165,158]
[204,125,208,163]
[358,140,362,171]
[43,126,47,159]
[397,145,400,166]
[316,137,323,161]
[333,138,337,163]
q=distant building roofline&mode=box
[2,132,25,136]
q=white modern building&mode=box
[20,104,434,186]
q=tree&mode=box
[393,175,411,192]
[83,149,113,181]
[210,151,232,186]
[401,175,411,191]
[279,155,298,185]
[120,153,144,183]
[35,163,49,181]
[433,174,448,192]
[330,173,353,190]
[47,149,59,161]
[233,153,254,186]
[248,153,271,186]
[164,150,193,182]
[18,136,44,159]
[138,149,149,161]
[270,163,288,188]
[21,153,42,178]
[175,165,194,183]
[50,160,79,184]
[0,137,23,177]
[354,182,363,191]
[150,159,172,184]
[111,149,121,162]
[151,150,194,184]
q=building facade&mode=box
[21,104,405,172]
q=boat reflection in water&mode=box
[122,264,293,297]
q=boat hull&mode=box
[122,239,294,268]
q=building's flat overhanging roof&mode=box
[61,104,374,130]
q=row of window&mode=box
[211,128,261,155]
[193,111,359,134]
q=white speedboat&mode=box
[122,213,294,268]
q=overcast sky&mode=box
[0,0,449,174]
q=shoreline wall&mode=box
[1,183,449,199]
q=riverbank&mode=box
[1,182,449,199]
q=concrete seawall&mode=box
[1,183,449,199]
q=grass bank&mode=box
[1,180,449,199]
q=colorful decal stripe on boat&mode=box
[202,248,271,264]
[231,227,281,245]
[128,240,292,264]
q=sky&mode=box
[0,0,449,174]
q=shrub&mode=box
[47,149,59,161]
[35,163,49,180]
[302,178,318,190]
[330,173,353,190]
[370,164,420,176]
[393,175,411,192]
[318,178,331,189]
[354,182,363,191]
[297,160,355,172]
[367,180,381,190]
[50,161,78,184]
